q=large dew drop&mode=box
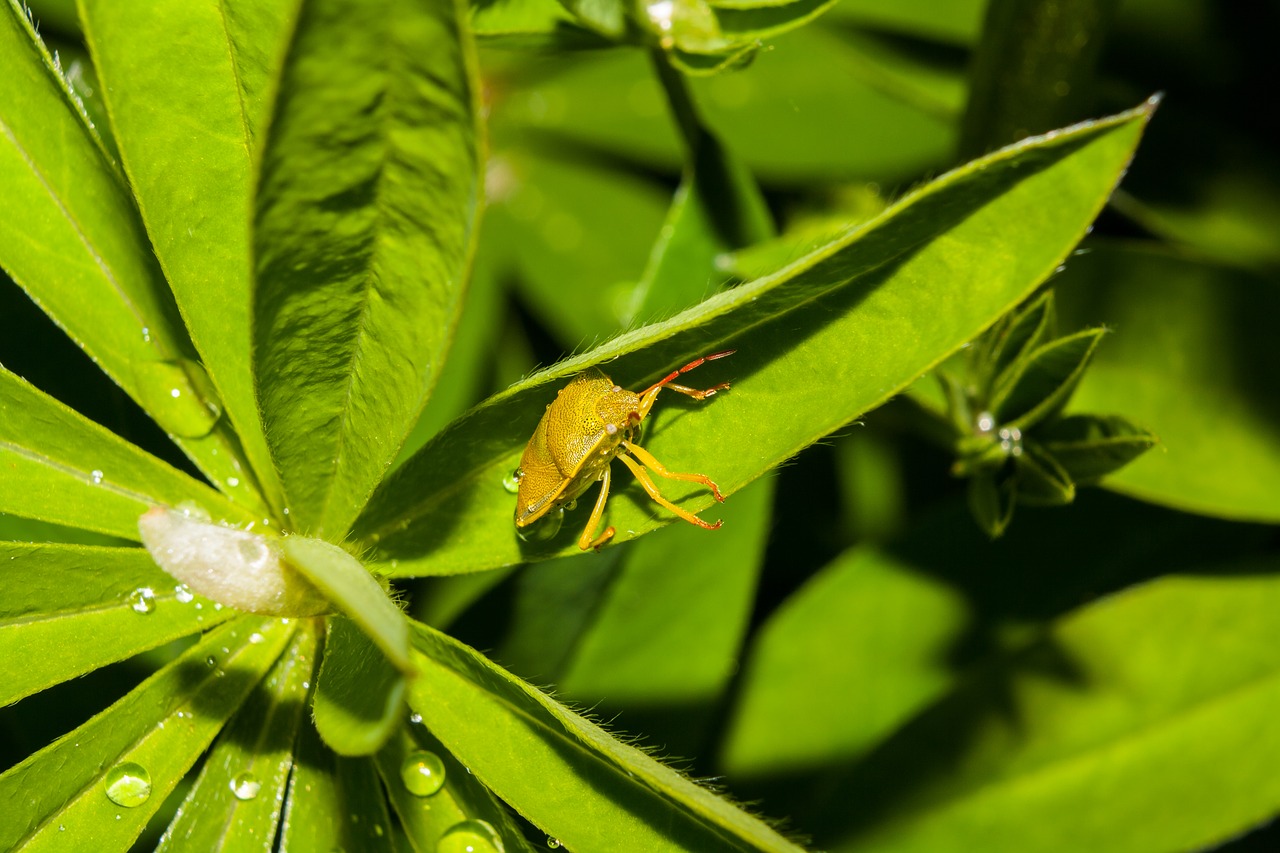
[127,587,156,614]
[104,762,152,808]
[438,819,504,853]
[230,771,261,801]
[137,508,330,617]
[400,750,445,797]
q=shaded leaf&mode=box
[1015,442,1075,505]
[990,327,1107,430]
[313,615,406,756]
[1038,413,1157,484]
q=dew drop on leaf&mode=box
[438,819,504,853]
[128,587,156,614]
[400,750,446,797]
[104,762,151,807]
[174,584,195,604]
[502,468,523,494]
[230,771,261,801]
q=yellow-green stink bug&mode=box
[513,351,733,550]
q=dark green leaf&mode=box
[1056,243,1280,521]
[967,470,1015,538]
[314,616,406,756]
[974,289,1056,387]
[1015,442,1075,505]
[254,0,482,538]
[1038,413,1158,484]
[990,327,1107,430]
[357,103,1153,575]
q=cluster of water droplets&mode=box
[974,411,1024,458]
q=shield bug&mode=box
[512,351,734,550]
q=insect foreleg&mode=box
[578,465,616,551]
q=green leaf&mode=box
[0,2,268,512]
[556,477,773,755]
[1056,242,1280,521]
[79,0,294,510]
[0,616,289,852]
[253,0,481,538]
[357,102,1153,575]
[408,620,805,852]
[1038,413,1157,484]
[966,470,1015,538]
[720,546,968,781]
[973,289,1056,387]
[809,568,1280,853]
[470,0,591,46]
[990,327,1107,430]
[156,623,318,852]
[0,367,252,539]
[280,535,411,673]
[279,721,397,852]
[313,615,406,756]
[0,543,233,706]
[376,725,540,853]
[1015,442,1075,505]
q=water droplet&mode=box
[998,426,1024,457]
[230,771,261,800]
[175,500,211,522]
[438,819,504,853]
[248,632,264,644]
[206,655,218,667]
[975,411,996,434]
[502,468,524,494]
[128,587,156,614]
[546,838,563,849]
[104,762,151,807]
[141,327,151,343]
[400,750,446,797]
[226,477,240,487]
[516,507,563,543]
[174,584,195,604]
[134,358,223,438]
[90,469,104,485]
[408,712,423,725]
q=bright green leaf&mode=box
[0,367,252,539]
[157,622,318,852]
[408,620,805,852]
[0,543,232,706]
[79,0,293,510]
[280,536,411,673]
[357,102,1153,575]
[253,0,481,538]
[0,616,290,852]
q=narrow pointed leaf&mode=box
[1015,442,1076,505]
[974,289,1056,387]
[313,615,406,756]
[967,470,1015,538]
[358,103,1153,575]
[0,616,290,852]
[408,621,805,853]
[0,543,233,706]
[280,722,397,853]
[376,725,540,853]
[991,327,1107,429]
[157,623,318,852]
[79,0,295,510]
[1038,413,1157,484]
[0,2,268,511]
[254,0,481,538]
[0,367,252,539]
[280,536,411,673]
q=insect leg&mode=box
[622,440,725,501]
[637,350,735,418]
[617,452,724,531]
[578,465,616,551]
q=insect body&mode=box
[513,351,734,550]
